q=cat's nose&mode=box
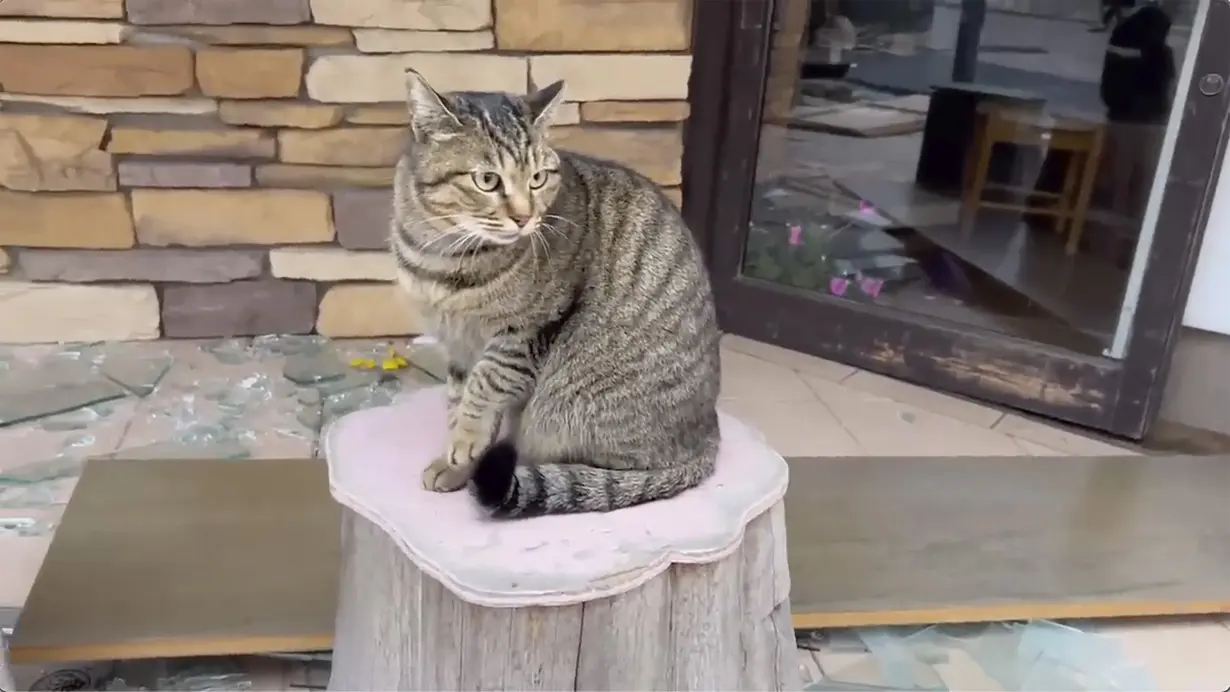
[510,214,533,229]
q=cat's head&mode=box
[399,68,567,249]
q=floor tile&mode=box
[1088,617,1230,689]
[721,334,857,382]
[994,414,1136,456]
[842,370,1006,428]
[1011,437,1067,455]
[720,397,863,457]
[802,375,1029,456]
[719,347,817,402]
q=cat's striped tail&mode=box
[468,441,716,517]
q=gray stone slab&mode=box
[125,0,310,25]
[333,189,391,250]
[118,161,252,189]
[161,279,317,338]
[17,249,264,283]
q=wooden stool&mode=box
[960,106,1106,255]
[323,387,799,691]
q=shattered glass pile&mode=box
[0,336,446,540]
[799,621,1158,691]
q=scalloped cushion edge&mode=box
[324,404,790,609]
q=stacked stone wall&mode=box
[0,0,693,342]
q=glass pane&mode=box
[745,0,1201,356]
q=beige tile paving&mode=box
[719,347,817,402]
[841,369,1006,428]
[719,396,863,457]
[802,373,1029,456]
[722,334,857,382]
[994,413,1136,456]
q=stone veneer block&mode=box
[0,249,10,274]
[309,0,491,30]
[277,128,407,166]
[333,190,393,250]
[552,126,683,185]
[345,105,410,125]
[0,282,160,342]
[581,100,690,123]
[306,54,526,103]
[117,161,252,188]
[551,103,582,125]
[138,24,354,45]
[126,0,311,25]
[270,247,397,282]
[0,94,218,115]
[0,191,134,248]
[256,164,395,188]
[162,279,316,338]
[218,101,344,129]
[0,112,115,191]
[0,0,123,18]
[132,189,334,246]
[18,248,264,283]
[107,126,276,158]
[530,54,692,102]
[663,187,683,208]
[495,0,690,52]
[0,45,193,97]
[0,20,128,43]
[353,29,494,53]
[196,48,305,99]
[317,283,424,337]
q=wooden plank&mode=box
[9,457,340,663]
[784,455,1230,628]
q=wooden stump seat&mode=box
[323,386,799,691]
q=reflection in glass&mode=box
[744,0,1195,355]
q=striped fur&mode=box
[391,69,721,517]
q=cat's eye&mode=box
[529,169,552,190]
[471,171,501,192]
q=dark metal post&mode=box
[952,0,987,82]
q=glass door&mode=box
[685,0,1230,437]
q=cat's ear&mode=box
[405,68,461,141]
[526,80,567,129]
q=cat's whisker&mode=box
[531,230,551,262]
[543,214,579,231]
[538,222,566,240]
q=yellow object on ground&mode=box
[350,348,410,372]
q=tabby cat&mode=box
[390,69,721,517]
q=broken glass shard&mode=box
[100,354,172,397]
[200,339,249,365]
[406,343,447,382]
[0,370,129,428]
[284,352,347,385]
[0,457,85,485]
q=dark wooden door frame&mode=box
[681,0,1230,439]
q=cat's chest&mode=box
[395,268,451,308]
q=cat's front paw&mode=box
[422,455,471,492]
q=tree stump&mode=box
[324,387,798,691]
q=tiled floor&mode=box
[0,334,1225,689]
